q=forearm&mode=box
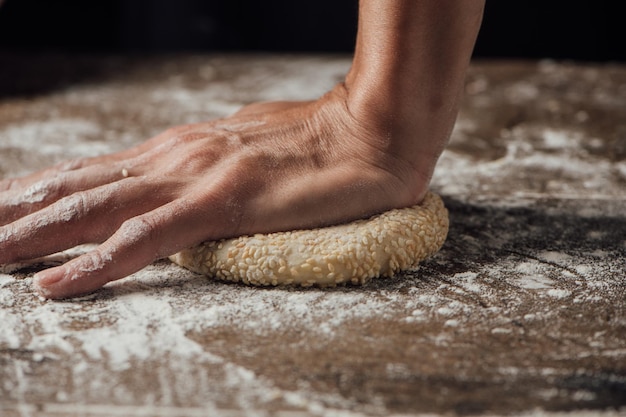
[345,0,485,170]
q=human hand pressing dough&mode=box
[0,0,484,299]
[170,191,448,287]
[0,85,440,299]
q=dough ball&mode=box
[169,191,448,287]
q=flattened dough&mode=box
[169,191,448,287]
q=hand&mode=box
[0,84,431,299]
[1,0,485,299]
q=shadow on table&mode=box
[430,195,626,276]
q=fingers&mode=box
[0,131,169,193]
[0,162,140,226]
[0,149,135,193]
[0,177,173,266]
[0,122,208,196]
[32,199,209,299]
[0,126,204,216]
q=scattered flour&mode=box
[491,327,512,335]
[0,305,23,349]
[541,129,579,150]
[1,119,114,158]
[450,271,484,293]
[1,263,461,411]
[1,57,624,415]
[515,274,555,290]
[537,251,572,264]
[434,126,623,199]
[547,289,572,299]
[0,273,14,287]
[20,180,53,205]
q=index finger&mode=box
[32,198,211,299]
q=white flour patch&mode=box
[434,126,622,199]
[0,273,14,287]
[515,273,555,290]
[1,57,624,415]
[451,271,484,293]
[506,81,540,103]
[3,260,429,410]
[19,180,53,204]
[491,327,512,334]
[547,289,571,299]
[616,161,626,180]
[0,307,23,349]
[72,293,210,371]
[515,261,548,275]
[589,249,610,258]
[537,251,572,264]
[0,227,14,246]
[1,119,113,157]
[541,129,579,150]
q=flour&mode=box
[73,294,209,371]
[117,215,154,245]
[20,180,53,204]
[434,126,623,199]
[546,288,571,299]
[0,273,14,286]
[1,119,113,158]
[4,265,412,411]
[2,264,457,375]
[0,305,23,349]
[1,56,624,415]
[0,226,14,246]
[537,251,572,264]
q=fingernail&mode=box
[33,269,64,288]
[33,270,65,299]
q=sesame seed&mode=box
[169,191,448,288]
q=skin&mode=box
[0,0,485,299]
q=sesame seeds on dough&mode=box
[169,191,448,287]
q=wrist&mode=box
[343,0,485,166]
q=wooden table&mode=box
[1,54,625,416]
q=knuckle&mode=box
[0,224,19,260]
[56,157,88,172]
[24,176,66,205]
[118,215,161,246]
[53,191,90,223]
[77,249,111,274]
[0,223,15,245]
[0,178,18,192]
[51,175,70,199]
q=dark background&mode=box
[0,0,624,62]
